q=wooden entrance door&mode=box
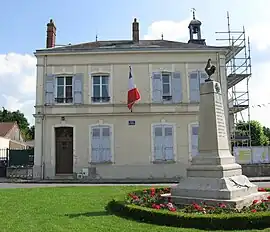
[55,127,73,174]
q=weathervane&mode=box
[191,8,196,19]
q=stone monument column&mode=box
[170,80,268,208]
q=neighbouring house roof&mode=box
[0,122,17,137]
[35,39,230,54]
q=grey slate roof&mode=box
[35,39,229,54]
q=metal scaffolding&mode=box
[216,12,252,147]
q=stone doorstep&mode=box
[161,192,270,209]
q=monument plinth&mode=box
[170,81,268,208]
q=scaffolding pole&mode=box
[215,12,252,148]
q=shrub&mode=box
[106,187,270,230]
[107,200,270,230]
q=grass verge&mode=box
[0,186,267,232]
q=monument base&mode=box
[165,191,268,209]
[169,175,269,209]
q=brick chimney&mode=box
[132,18,139,43]
[46,19,56,48]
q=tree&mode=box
[26,125,35,140]
[0,107,34,140]
[263,126,270,143]
[235,120,269,146]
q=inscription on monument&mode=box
[215,94,226,138]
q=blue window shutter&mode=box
[152,72,162,103]
[191,125,199,157]
[45,74,55,105]
[101,126,112,162]
[172,72,182,103]
[91,127,101,163]
[153,125,163,161]
[73,73,83,104]
[200,72,208,83]
[189,72,200,102]
[164,126,174,160]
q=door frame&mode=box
[151,123,177,163]
[51,124,76,175]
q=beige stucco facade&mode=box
[34,49,229,180]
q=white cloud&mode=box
[143,19,190,41]
[247,62,270,127]
[246,24,270,51]
[0,53,36,125]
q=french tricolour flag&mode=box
[127,66,141,111]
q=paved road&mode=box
[0,182,269,189]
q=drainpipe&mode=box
[41,55,47,180]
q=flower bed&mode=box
[126,187,270,214]
[106,187,270,230]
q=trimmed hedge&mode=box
[106,194,270,230]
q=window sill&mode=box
[89,161,113,165]
[91,102,112,104]
[152,160,176,164]
[151,102,183,104]
[54,103,74,106]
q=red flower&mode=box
[258,188,266,192]
[253,200,259,204]
[132,195,139,200]
[150,188,156,197]
[267,196,270,200]
[251,209,257,213]
[169,207,176,212]
[218,203,226,208]
[152,204,160,209]
[192,203,203,211]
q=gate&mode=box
[0,149,8,177]
[0,148,34,178]
[9,148,34,167]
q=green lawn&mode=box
[0,186,268,232]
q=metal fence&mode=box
[0,148,34,167]
[233,146,269,164]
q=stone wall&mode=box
[6,167,33,179]
[242,164,270,177]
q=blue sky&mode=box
[0,0,270,127]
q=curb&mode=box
[0,178,270,184]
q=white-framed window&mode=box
[92,75,110,103]
[161,72,172,101]
[189,123,199,159]
[189,71,208,102]
[152,123,176,162]
[55,76,73,103]
[90,125,113,163]
[45,73,83,105]
[152,71,182,103]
